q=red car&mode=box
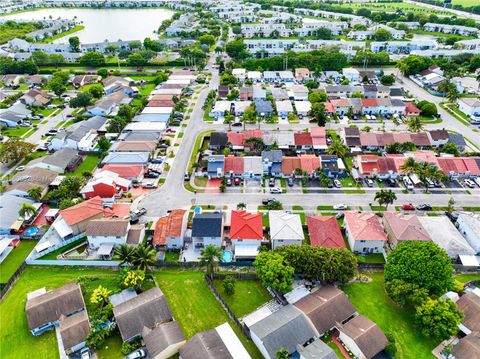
[402,203,416,211]
[166,128,176,133]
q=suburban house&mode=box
[25,283,86,336]
[456,213,480,254]
[337,315,389,359]
[59,310,90,355]
[382,212,431,251]
[152,209,188,250]
[306,216,345,248]
[296,338,337,359]
[457,98,480,119]
[320,155,347,178]
[72,74,101,88]
[249,305,316,359]
[113,287,173,342]
[142,321,186,359]
[404,102,421,116]
[110,141,156,153]
[344,212,387,254]
[243,156,263,179]
[295,68,310,82]
[229,210,263,260]
[191,213,224,248]
[209,132,228,151]
[255,100,273,117]
[101,165,145,182]
[456,292,480,335]
[179,323,250,359]
[269,211,304,249]
[80,170,131,199]
[276,100,294,118]
[262,150,283,177]
[0,102,32,128]
[27,148,81,174]
[85,218,130,252]
[0,194,39,235]
[49,116,107,152]
[207,155,225,178]
[427,129,449,147]
[4,167,57,199]
[294,286,356,336]
[418,216,476,258]
[102,152,149,166]
[21,88,51,106]
[224,155,244,177]
[451,333,480,359]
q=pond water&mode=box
[2,8,174,43]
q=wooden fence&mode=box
[0,262,26,300]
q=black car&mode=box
[416,204,432,211]
[386,178,396,187]
[262,198,276,205]
[445,211,459,222]
[144,172,159,178]
[269,178,275,187]
[232,122,242,127]
[287,177,294,187]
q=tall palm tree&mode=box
[27,186,43,201]
[416,162,446,193]
[399,157,418,175]
[447,88,459,103]
[327,139,349,159]
[374,189,397,210]
[115,243,137,265]
[132,244,157,272]
[199,244,222,278]
[406,117,423,132]
[18,203,36,220]
[237,203,246,210]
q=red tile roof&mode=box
[405,102,421,114]
[230,211,263,240]
[311,127,326,147]
[224,155,244,175]
[153,209,186,245]
[227,132,244,146]
[361,98,379,107]
[102,165,145,179]
[344,211,387,242]
[307,216,345,248]
[325,102,335,113]
[243,129,263,142]
[147,100,175,107]
[60,196,114,226]
[300,155,320,173]
[294,132,313,146]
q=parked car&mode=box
[335,212,344,219]
[48,129,58,134]
[386,178,396,187]
[287,177,294,187]
[333,204,347,210]
[464,179,476,188]
[184,172,190,181]
[269,178,275,187]
[262,198,277,205]
[125,349,147,359]
[403,177,414,190]
[333,179,341,188]
[142,182,158,189]
[475,178,480,187]
[158,143,169,149]
[226,178,232,186]
[234,177,241,186]
[270,187,281,194]
[445,211,459,222]
[16,166,25,172]
[417,204,432,211]
[401,203,416,211]
[144,172,159,178]
[365,179,374,187]
[232,122,242,127]
[151,157,163,164]
[166,128,176,133]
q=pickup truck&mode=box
[129,208,147,223]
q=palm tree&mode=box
[406,117,423,132]
[416,162,446,193]
[327,139,349,159]
[115,244,137,265]
[374,189,397,210]
[224,114,234,131]
[447,88,459,103]
[237,203,247,210]
[399,157,418,175]
[199,244,222,278]
[27,186,43,201]
[18,203,36,220]
[132,244,157,272]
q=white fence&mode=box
[27,233,87,261]
[26,259,121,266]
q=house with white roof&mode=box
[269,211,304,249]
[457,98,480,119]
[456,213,480,254]
[276,100,294,118]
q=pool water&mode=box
[24,227,39,236]
[222,250,233,263]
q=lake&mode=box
[2,8,175,43]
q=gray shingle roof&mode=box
[255,100,273,114]
[297,338,337,359]
[59,310,90,351]
[262,150,283,163]
[249,305,316,357]
[192,213,223,238]
[210,132,228,147]
[142,321,185,358]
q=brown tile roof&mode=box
[383,212,430,242]
[85,218,129,237]
[111,141,156,152]
[59,310,90,351]
[126,224,144,245]
[153,210,186,246]
[451,333,480,359]
[337,315,388,359]
[26,283,85,330]
[457,293,480,332]
[294,286,356,335]
[150,94,174,101]
[147,100,175,107]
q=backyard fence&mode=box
[204,274,253,339]
[0,262,26,300]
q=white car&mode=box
[474,177,480,187]
[125,349,146,359]
[333,204,347,210]
[333,179,342,188]
[16,166,25,171]
[270,187,281,194]
[365,179,374,187]
[464,179,476,188]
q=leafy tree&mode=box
[308,91,327,103]
[440,143,460,157]
[397,55,432,76]
[316,28,332,40]
[327,139,348,159]
[97,136,110,151]
[380,74,395,86]
[406,116,424,132]
[0,138,35,163]
[90,285,111,307]
[18,202,37,219]
[85,321,110,350]
[27,186,43,201]
[254,251,294,293]
[415,161,447,193]
[374,189,397,210]
[59,198,75,210]
[70,91,93,108]
[417,100,437,117]
[226,39,248,60]
[48,77,66,97]
[126,53,148,66]
[244,137,265,154]
[311,102,327,126]
[275,348,289,359]
[199,34,215,47]
[385,241,454,297]
[121,269,145,290]
[385,279,429,308]
[88,84,104,99]
[236,202,246,210]
[222,276,236,295]
[415,298,463,340]
[386,142,417,154]
[97,68,108,78]
[304,80,318,90]
[446,197,455,214]
[374,28,392,41]
[267,200,283,210]
[132,243,156,272]
[153,72,168,85]
[200,244,222,278]
[115,243,136,265]
[68,36,80,52]
[227,88,239,101]
[118,104,134,120]
[49,54,64,67]
[79,52,105,67]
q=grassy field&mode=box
[1,126,31,138]
[213,278,272,317]
[342,2,449,14]
[0,267,262,359]
[0,240,37,283]
[40,25,85,43]
[0,21,40,44]
[342,272,437,359]
[68,155,101,176]
[452,0,478,6]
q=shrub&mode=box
[222,276,236,295]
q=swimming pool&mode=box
[222,250,233,263]
[24,227,39,236]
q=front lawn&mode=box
[68,155,101,176]
[213,278,272,317]
[342,272,437,359]
[355,253,385,264]
[0,240,37,283]
[1,126,31,138]
[138,83,156,96]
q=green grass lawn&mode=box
[38,238,86,260]
[40,25,85,43]
[0,240,37,283]
[68,155,101,176]
[138,83,156,96]
[355,253,386,264]
[454,273,480,284]
[342,272,437,359]
[1,126,31,138]
[341,1,447,14]
[453,0,478,5]
[213,279,272,317]
[34,107,58,118]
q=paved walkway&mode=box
[332,335,351,359]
